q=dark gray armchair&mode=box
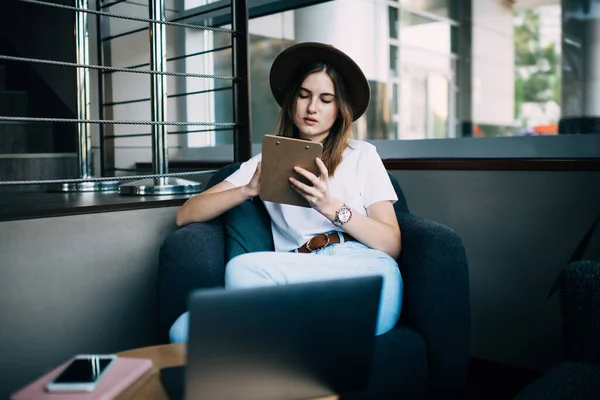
[158,163,471,399]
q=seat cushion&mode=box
[341,325,428,399]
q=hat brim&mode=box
[269,42,370,122]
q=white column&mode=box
[293,0,388,83]
[184,0,216,147]
[471,0,515,128]
[293,0,389,138]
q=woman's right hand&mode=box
[244,161,261,198]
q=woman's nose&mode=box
[307,98,317,113]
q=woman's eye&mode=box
[299,94,309,99]
[321,99,332,104]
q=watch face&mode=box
[338,206,352,223]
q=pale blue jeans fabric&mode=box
[169,236,403,343]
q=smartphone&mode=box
[45,354,118,392]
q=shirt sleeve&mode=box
[224,153,262,187]
[362,146,398,208]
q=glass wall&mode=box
[394,0,457,19]
[389,1,458,139]
[473,0,597,138]
[189,13,295,147]
[187,0,460,148]
[184,0,600,151]
[513,4,561,136]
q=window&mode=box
[388,6,399,39]
[401,11,454,54]
[394,0,457,20]
[389,2,458,139]
[512,4,561,137]
[183,0,459,148]
[469,2,565,138]
[177,0,600,161]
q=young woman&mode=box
[171,42,403,342]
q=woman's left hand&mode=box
[289,157,334,213]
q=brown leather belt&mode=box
[297,232,356,253]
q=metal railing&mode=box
[0,0,252,195]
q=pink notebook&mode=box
[11,357,153,400]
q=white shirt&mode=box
[226,139,398,252]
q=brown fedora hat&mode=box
[269,42,370,121]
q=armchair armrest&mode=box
[157,219,226,342]
[397,213,471,393]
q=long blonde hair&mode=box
[273,63,354,176]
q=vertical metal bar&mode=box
[119,0,200,195]
[96,0,106,176]
[53,0,119,191]
[56,0,119,191]
[100,7,115,175]
[232,0,252,162]
[456,0,472,137]
[149,0,168,175]
[76,0,92,178]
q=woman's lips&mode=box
[303,118,317,126]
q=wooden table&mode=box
[114,343,337,400]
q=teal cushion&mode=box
[223,198,274,261]
[207,163,275,261]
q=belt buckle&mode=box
[305,233,330,253]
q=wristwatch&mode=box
[333,203,352,227]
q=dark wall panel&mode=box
[0,207,179,398]
[391,169,600,372]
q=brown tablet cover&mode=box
[260,135,323,208]
[11,357,153,400]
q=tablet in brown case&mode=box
[260,134,323,208]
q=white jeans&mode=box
[169,239,403,342]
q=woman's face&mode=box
[293,71,339,142]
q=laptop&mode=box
[160,275,382,400]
